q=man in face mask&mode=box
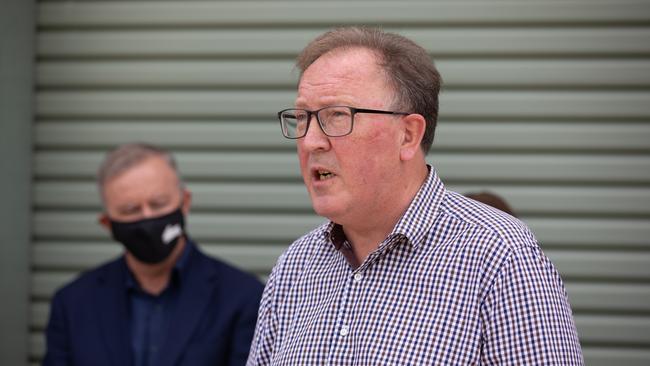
[43,143,264,366]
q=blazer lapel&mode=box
[95,259,132,366]
[158,247,217,366]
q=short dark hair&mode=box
[296,26,442,153]
[97,143,182,193]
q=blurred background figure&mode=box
[464,191,516,217]
[43,143,263,366]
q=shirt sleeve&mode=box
[480,245,584,365]
[246,265,280,366]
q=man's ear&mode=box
[181,189,192,216]
[98,213,111,231]
[400,113,426,161]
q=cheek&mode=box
[344,130,399,183]
[335,140,381,184]
[297,146,311,180]
[296,143,307,164]
[353,128,397,160]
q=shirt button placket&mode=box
[353,273,363,283]
[339,272,362,339]
[329,268,354,363]
[339,324,349,336]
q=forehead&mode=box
[297,48,392,107]
[101,156,179,203]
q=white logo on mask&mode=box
[161,224,182,244]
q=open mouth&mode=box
[315,169,335,181]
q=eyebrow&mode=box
[117,203,140,213]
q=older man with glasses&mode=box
[248,27,583,365]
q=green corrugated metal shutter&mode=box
[31,1,650,365]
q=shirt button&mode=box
[340,325,349,336]
[353,273,363,282]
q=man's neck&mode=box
[125,238,186,295]
[343,218,401,265]
[342,164,429,264]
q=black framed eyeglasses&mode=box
[278,105,410,139]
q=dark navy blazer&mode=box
[43,241,263,366]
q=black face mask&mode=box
[109,207,185,264]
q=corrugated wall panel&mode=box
[31,0,650,364]
[36,28,650,57]
[33,151,650,184]
[34,182,650,215]
[36,1,650,26]
[35,120,650,151]
[37,60,650,88]
[35,90,650,118]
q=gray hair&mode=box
[97,143,182,193]
[296,26,442,154]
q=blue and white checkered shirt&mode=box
[248,167,583,365]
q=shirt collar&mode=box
[328,224,361,268]
[324,165,445,251]
[389,165,445,249]
[124,237,193,291]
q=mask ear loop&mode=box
[178,186,190,217]
[175,193,188,241]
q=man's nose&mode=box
[141,205,155,219]
[301,115,330,151]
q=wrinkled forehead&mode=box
[297,48,395,107]
[299,46,384,81]
[100,149,181,183]
[100,156,181,202]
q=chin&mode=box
[308,189,350,221]
[311,201,343,222]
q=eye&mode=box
[117,204,141,217]
[282,110,307,123]
[150,198,171,211]
[323,107,351,119]
[294,111,309,122]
